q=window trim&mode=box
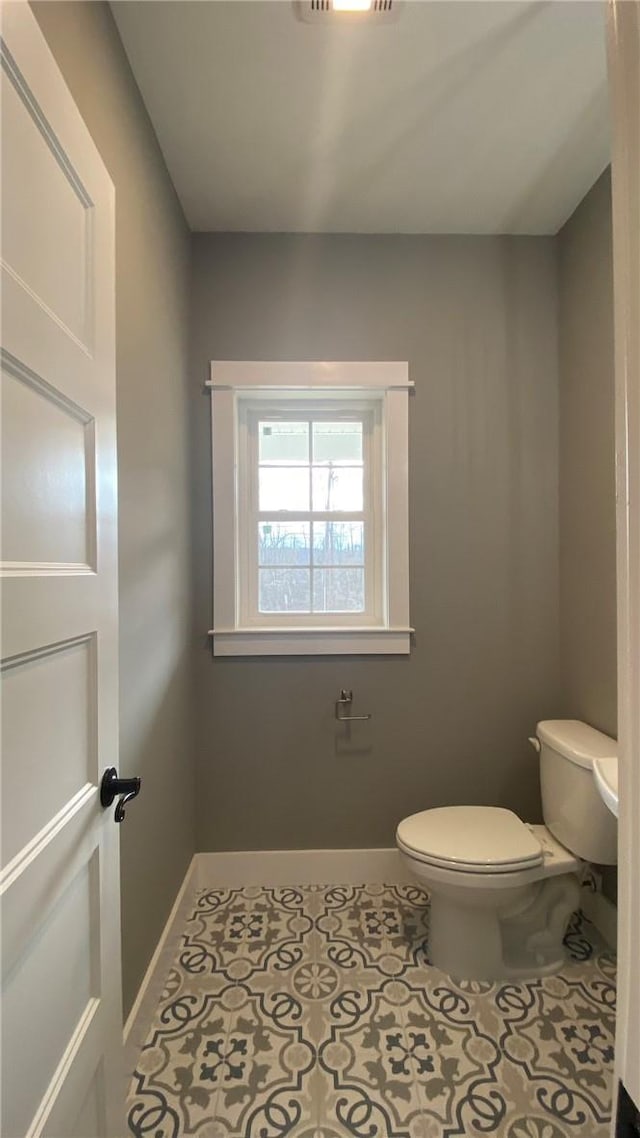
[208,361,412,656]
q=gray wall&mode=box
[191,234,561,851]
[558,170,617,738]
[32,2,196,1016]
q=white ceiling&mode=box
[111,0,609,235]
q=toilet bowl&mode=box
[396,721,618,981]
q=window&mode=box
[208,361,412,655]
[239,402,381,626]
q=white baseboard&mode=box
[123,854,198,1059]
[193,847,412,889]
[581,886,618,949]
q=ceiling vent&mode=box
[295,0,400,24]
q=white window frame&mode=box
[237,398,383,628]
[207,361,412,656]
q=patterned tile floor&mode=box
[126,884,616,1138]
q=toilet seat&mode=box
[396,805,544,874]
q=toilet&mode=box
[396,720,618,981]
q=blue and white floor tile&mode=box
[126,884,615,1138]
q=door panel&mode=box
[1,634,96,866]
[3,844,99,1138]
[1,361,93,568]
[1,4,121,1136]
[0,61,92,346]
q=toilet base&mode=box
[427,873,581,981]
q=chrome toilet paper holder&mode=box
[335,689,372,722]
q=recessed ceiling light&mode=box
[332,0,373,10]
[295,0,399,24]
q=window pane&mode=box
[313,568,365,612]
[259,467,309,511]
[313,522,364,566]
[313,421,362,465]
[259,421,308,464]
[312,467,363,511]
[259,522,310,565]
[259,568,310,612]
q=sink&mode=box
[593,756,619,818]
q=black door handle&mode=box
[100,767,141,823]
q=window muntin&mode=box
[238,400,383,627]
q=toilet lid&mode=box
[396,806,543,873]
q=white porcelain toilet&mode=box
[396,720,618,981]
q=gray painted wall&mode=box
[32,1,196,1016]
[191,234,561,851]
[558,170,617,738]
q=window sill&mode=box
[208,627,413,657]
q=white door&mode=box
[608,0,640,1121]
[0,4,123,1137]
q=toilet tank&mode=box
[536,720,618,865]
